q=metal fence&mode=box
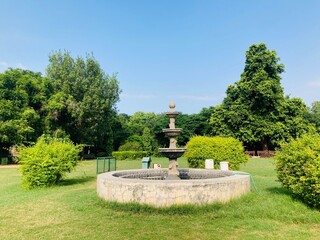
[96,157,116,174]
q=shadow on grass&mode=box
[266,186,319,210]
[266,186,293,196]
[59,176,95,186]
[97,198,224,216]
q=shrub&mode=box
[112,151,147,161]
[184,136,249,170]
[96,152,108,157]
[118,142,143,151]
[275,133,320,208]
[18,135,81,189]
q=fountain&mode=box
[97,103,251,207]
[158,102,186,180]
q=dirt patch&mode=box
[0,164,19,169]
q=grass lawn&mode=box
[1,157,320,240]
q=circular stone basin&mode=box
[97,168,251,207]
[158,148,186,159]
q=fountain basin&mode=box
[158,148,186,159]
[97,168,251,207]
[162,128,182,137]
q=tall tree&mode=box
[46,51,120,153]
[0,69,51,146]
[210,43,311,150]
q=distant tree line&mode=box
[0,51,120,157]
[1,44,320,158]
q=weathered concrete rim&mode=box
[97,168,251,207]
[108,168,247,182]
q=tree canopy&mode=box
[0,69,51,146]
[0,51,120,157]
[1,45,318,157]
[210,43,312,150]
[45,51,121,153]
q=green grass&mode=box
[1,158,320,240]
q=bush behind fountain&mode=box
[185,136,249,170]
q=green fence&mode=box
[96,157,116,174]
[1,157,8,165]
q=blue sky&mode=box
[1,0,320,114]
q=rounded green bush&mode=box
[112,151,147,160]
[18,135,81,189]
[118,142,143,151]
[275,134,320,208]
[185,136,249,170]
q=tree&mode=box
[210,43,311,150]
[306,101,320,132]
[175,107,214,146]
[45,51,120,153]
[0,69,51,147]
[127,112,159,136]
[142,127,153,155]
[112,113,131,150]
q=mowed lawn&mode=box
[1,158,320,240]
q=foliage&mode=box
[45,51,120,153]
[142,127,154,156]
[185,136,249,170]
[118,141,143,151]
[112,113,131,150]
[176,107,214,146]
[112,150,148,160]
[113,108,214,154]
[18,135,82,189]
[127,112,159,135]
[153,113,170,148]
[275,133,320,208]
[306,101,320,132]
[210,43,312,150]
[0,69,52,145]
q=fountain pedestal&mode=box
[158,102,186,180]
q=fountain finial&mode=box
[169,102,175,112]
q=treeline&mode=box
[1,44,320,158]
[0,51,120,157]
[114,43,320,154]
[112,108,213,156]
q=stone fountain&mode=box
[158,102,186,180]
[97,103,251,207]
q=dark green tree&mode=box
[175,107,214,146]
[112,113,131,150]
[0,69,51,147]
[45,51,120,153]
[210,43,311,150]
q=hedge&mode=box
[184,136,249,170]
[112,151,148,161]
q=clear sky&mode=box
[1,0,320,115]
